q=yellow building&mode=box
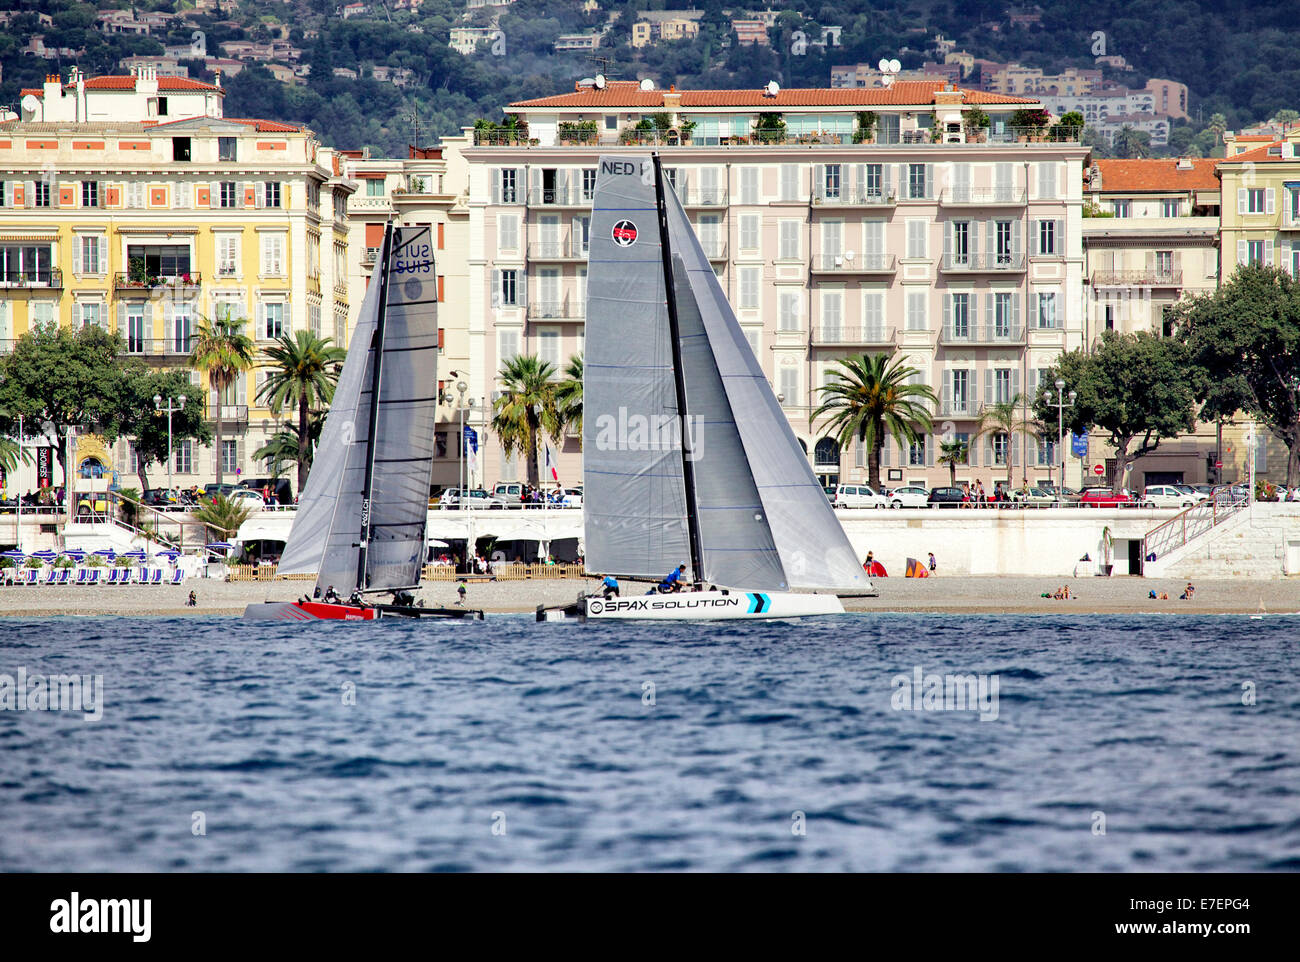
[0,70,354,490]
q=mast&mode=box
[652,153,704,586]
[355,221,394,591]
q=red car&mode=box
[1078,487,1132,507]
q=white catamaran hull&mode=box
[540,588,863,622]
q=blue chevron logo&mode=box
[747,593,770,614]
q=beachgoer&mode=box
[864,551,875,571]
[659,563,687,593]
[601,575,620,600]
[456,583,467,606]
[187,590,197,607]
[1180,582,1195,600]
[928,552,937,572]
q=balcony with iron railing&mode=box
[527,238,588,260]
[938,324,1026,346]
[1090,269,1183,287]
[939,253,1026,273]
[941,188,1027,206]
[527,296,585,321]
[119,336,198,357]
[698,240,727,261]
[812,325,898,347]
[0,269,62,289]
[114,272,201,293]
[681,188,728,207]
[938,398,987,418]
[811,253,896,274]
[812,189,897,207]
[208,404,249,427]
[362,247,381,265]
[527,186,593,207]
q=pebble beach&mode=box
[0,574,1293,617]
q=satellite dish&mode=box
[579,77,595,86]
[889,59,902,73]
[844,250,855,261]
[21,94,40,114]
[878,58,890,72]
[594,73,606,89]
[765,80,780,97]
[639,78,654,91]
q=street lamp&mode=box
[1050,378,1077,499]
[154,393,186,496]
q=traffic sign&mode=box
[1215,460,1223,469]
[1093,464,1105,476]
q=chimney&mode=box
[43,73,61,102]
[1176,157,1193,170]
[138,62,158,95]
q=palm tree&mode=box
[938,438,968,488]
[491,354,560,486]
[554,353,583,444]
[189,313,255,485]
[192,494,253,542]
[0,406,33,483]
[812,353,936,489]
[256,331,345,491]
[252,418,323,483]
[973,393,1039,489]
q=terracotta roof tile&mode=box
[23,75,223,98]
[510,81,1036,110]
[1218,141,1300,164]
[1088,158,1222,192]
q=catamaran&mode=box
[244,223,482,622]
[539,155,873,622]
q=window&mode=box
[951,369,969,413]
[739,167,758,205]
[1037,437,1057,466]
[261,234,284,275]
[951,220,970,264]
[779,220,799,259]
[175,440,193,474]
[950,293,969,337]
[263,182,282,208]
[0,244,53,284]
[30,300,54,326]
[126,304,146,353]
[171,303,193,353]
[992,432,1008,465]
[78,301,103,328]
[157,96,168,117]
[908,164,927,200]
[780,165,800,201]
[994,293,1013,336]
[498,269,518,306]
[1246,240,1266,265]
[820,291,841,338]
[498,214,519,251]
[1246,188,1266,214]
[218,182,237,208]
[173,137,191,162]
[217,235,239,276]
[863,290,884,338]
[864,163,883,199]
[500,168,517,204]
[906,220,927,259]
[1111,200,1131,218]
[994,369,1012,404]
[78,236,101,274]
[263,302,285,339]
[498,328,519,363]
[218,136,237,162]
[739,268,760,309]
[127,244,191,278]
[740,214,760,252]
[906,290,927,331]
[1155,250,1173,278]
[1036,291,1058,329]
[909,436,927,466]
[174,182,192,209]
[953,432,971,463]
[538,329,560,367]
[365,178,385,197]
[221,440,239,475]
[1038,220,1056,255]
[1161,199,1180,217]
[33,181,51,207]
[823,164,841,200]
[582,168,597,200]
[1037,162,1057,200]
[81,180,99,208]
[604,115,617,131]
[1104,302,1115,330]
[778,368,798,407]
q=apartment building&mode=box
[458,80,1089,491]
[341,145,476,490]
[1217,135,1300,278]
[0,68,354,489]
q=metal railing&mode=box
[527,239,588,260]
[937,400,987,417]
[119,336,197,357]
[813,189,896,206]
[812,253,896,272]
[527,187,592,206]
[941,188,1026,205]
[472,124,1082,149]
[1091,269,1183,286]
[114,272,201,291]
[1141,489,1250,565]
[939,253,1026,272]
[813,326,898,346]
[0,269,63,289]
[939,324,1026,345]
[527,298,585,320]
[682,188,728,207]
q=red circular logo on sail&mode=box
[612,220,638,247]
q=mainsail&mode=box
[584,156,867,591]
[276,224,440,595]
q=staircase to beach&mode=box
[1142,492,1274,578]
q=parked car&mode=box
[832,483,887,509]
[1015,486,1061,505]
[557,487,583,507]
[0,496,16,514]
[76,492,109,515]
[203,483,238,499]
[492,482,524,505]
[1036,483,1082,503]
[439,487,504,509]
[230,489,266,509]
[927,486,967,508]
[1079,487,1133,507]
[888,485,930,508]
[1192,484,1217,498]
[239,477,293,505]
[1176,484,1209,503]
[1140,485,1195,509]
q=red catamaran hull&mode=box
[242,601,484,621]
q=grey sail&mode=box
[277,225,440,595]
[361,225,440,591]
[584,156,693,580]
[661,181,869,590]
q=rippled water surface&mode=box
[1,614,1297,871]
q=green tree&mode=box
[113,366,211,491]
[812,353,936,490]
[253,419,322,483]
[937,438,968,487]
[1033,331,1203,495]
[1173,264,1300,484]
[554,353,583,443]
[974,394,1038,488]
[491,354,560,486]
[0,325,126,487]
[192,494,253,542]
[255,331,345,491]
[1114,126,1152,158]
[189,313,255,485]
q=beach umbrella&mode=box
[92,548,116,559]
[30,549,57,562]
[1,550,25,560]
[206,542,233,552]
[61,549,87,561]
[154,549,181,560]
[120,549,147,560]
[428,539,449,548]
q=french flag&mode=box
[544,445,559,482]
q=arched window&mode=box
[814,437,841,468]
[78,457,107,479]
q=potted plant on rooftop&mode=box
[964,106,990,142]
[1012,108,1051,142]
[853,110,877,144]
[754,112,786,144]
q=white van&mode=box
[1140,485,1195,509]
[832,484,887,509]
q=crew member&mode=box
[601,575,620,600]
[658,563,687,593]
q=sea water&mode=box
[0,614,1296,872]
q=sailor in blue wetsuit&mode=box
[658,563,687,593]
[601,575,620,599]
